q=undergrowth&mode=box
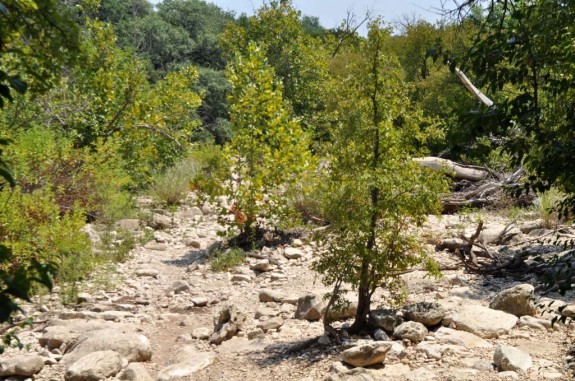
[209,248,246,272]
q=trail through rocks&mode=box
[2,198,575,381]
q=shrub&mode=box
[6,127,132,224]
[0,187,94,303]
[535,188,566,229]
[209,248,246,272]
[150,144,224,205]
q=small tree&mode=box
[314,21,448,334]
[221,43,311,240]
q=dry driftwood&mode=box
[441,168,526,212]
[415,157,495,182]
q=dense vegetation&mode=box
[2,0,575,337]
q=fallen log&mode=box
[415,157,495,182]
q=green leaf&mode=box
[8,77,27,94]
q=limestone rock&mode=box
[442,305,518,338]
[489,284,537,317]
[519,315,555,331]
[185,206,203,218]
[324,367,376,381]
[62,328,152,366]
[403,302,446,327]
[167,280,190,294]
[135,268,159,278]
[258,289,298,305]
[519,219,544,234]
[325,300,357,321]
[0,355,45,377]
[256,316,284,332]
[386,341,407,361]
[433,326,492,348]
[341,342,393,368]
[39,319,126,350]
[191,297,209,307]
[184,239,202,249]
[415,342,443,360]
[115,219,141,233]
[231,274,252,283]
[120,363,154,381]
[144,242,167,251]
[81,224,102,245]
[209,305,246,345]
[250,259,273,272]
[192,327,211,340]
[369,309,403,332]
[493,344,533,372]
[404,367,439,380]
[393,321,428,342]
[156,346,215,381]
[150,214,171,230]
[560,304,575,318]
[283,247,305,259]
[295,293,325,321]
[372,328,389,341]
[64,350,127,381]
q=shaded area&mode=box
[252,337,339,369]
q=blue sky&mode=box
[207,0,448,32]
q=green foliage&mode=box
[449,0,575,212]
[220,43,312,237]
[313,22,448,332]
[0,245,55,325]
[386,19,481,160]
[4,126,132,223]
[534,188,566,229]
[150,158,196,206]
[0,0,81,106]
[220,1,331,135]
[194,67,232,143]
[1,20,203,187]
[0,187,93,303]
[209,248,246,272]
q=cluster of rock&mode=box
[2,196,574,381]
[323,283,564,380]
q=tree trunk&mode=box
[349,264,371,334]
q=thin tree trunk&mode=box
[349,31,382,334]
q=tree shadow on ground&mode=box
[252,336,339,369]
[161,241,222,267]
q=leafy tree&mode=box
[447,0,575,212]
[221,43,311,240]
[156,0,234,70]
[314,22,447,333]
[194,67,232,144]
[301,15,327,39]
[0,0,80,106]
[10,20,203,185]
[0,0,81,334]
[220,1,330,136]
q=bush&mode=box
[6,127,132,224]
[209,248,246,272]
[151,144,224,205]
[534,188,566,229]
[0,187,94,303]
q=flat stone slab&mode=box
[434,326,492,348]
[442,305,518,338]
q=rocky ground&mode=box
[1,194,575,381]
